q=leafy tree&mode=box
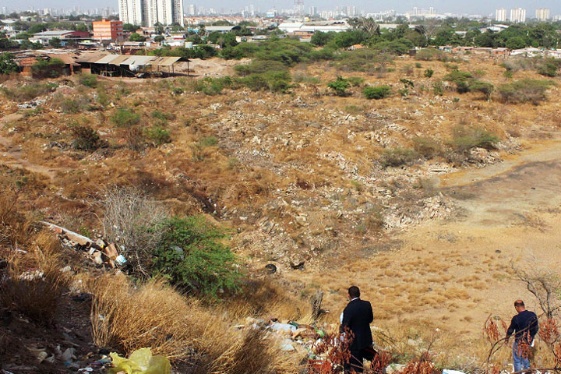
[0,53,18,74]
[347,17,380,37]
[49,37,62,48]
[15,32,32,40]
[474,30,500,48]
[310,30,335,46]
[208,31,237,48]
[154,22,164,35]
[328,30,368,49]
[75,23,89,32]
[505,36,526,50]
[27,23,47,34]
[31,57,64,78]
[123,23,138,33]
[152,216,242,297]
[129,32,146,42]
[371,39,413,55]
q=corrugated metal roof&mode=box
[46,53,79,65]
[95,54,122,64]
[108,55,130,65]
[120,56,156,66]
[150,57,181,66]
[76,52,110,63]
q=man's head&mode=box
[348,286,360,299]
[514,299,526,313]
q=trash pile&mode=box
[41,221,127,268]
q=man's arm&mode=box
[529,313,539,339]
[506,317,516,341]
[367,302,373,323]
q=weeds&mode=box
[0,232,70,324]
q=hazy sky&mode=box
[3,0,561,16]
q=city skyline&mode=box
[2,0,561,17]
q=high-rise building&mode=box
[495,8,507,22]
[535,8,550,21]
[119,0,143,25]
[510,8,526,23]
[119,0,183,27]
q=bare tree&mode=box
[514,263,561,318]
[101,186,168,276]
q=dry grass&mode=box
[0,231,70,324]
[86,274,304,372]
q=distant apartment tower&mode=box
[187,4,196,15]
[510,8,526,23]
[93,19,124,41]
[535,8,550,21]
[119,0,184,27]
[495,8,507,22]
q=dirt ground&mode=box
[292,135,561,362]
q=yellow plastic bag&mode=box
[109,347,171,374]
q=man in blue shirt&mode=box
[506,300,539,372]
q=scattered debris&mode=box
[40,221,124,269]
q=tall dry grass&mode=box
[0,231,70,324]
[86,274,303,372]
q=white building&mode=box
[119,0,184,27]
[510,8,526,23]
[535,8,550,21]
[495,8,507,22]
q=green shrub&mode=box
[96,86,110,107]
[152,216,242,297]
[60,99,83,113]
[328,76,350,97]
[31,58,65,79]
[443,70,473,93]
[145,125,171,146]
[0,53,19,75]
[234,61,291,92]
[450,126,499,153]
[468,80,494,100]
[347,76,365,87]
[1,83,55,102]
[79,74,98,88]
[497,79,554,105]
[332,49,395,73]
[415,48,447,61]
[199,136,218,147]
[537,59,561,77]
[379,147,419,168]
[424,69,434,78]
[111,108,141,127]
[363,85,391,100]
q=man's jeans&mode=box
[513,340,530,372]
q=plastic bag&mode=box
[109,348,171,374]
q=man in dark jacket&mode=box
[340,286,374,373]
[506,299,539,372]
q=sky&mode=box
[2,0,561,16]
